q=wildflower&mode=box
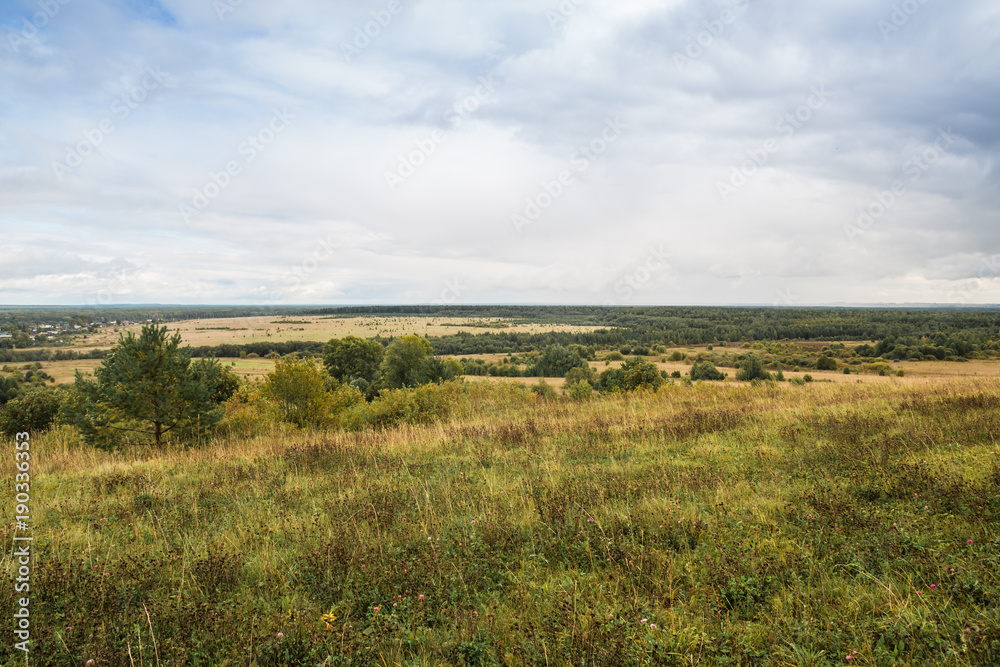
[968,539,974,544]
[847,657,852,661]
[471,520,475,524]
[418,594,425,600]
[87,662,95,666]
[916,591,922,595]
[650,624,657,629]
[277,632,284,638]
[930,584,936,589]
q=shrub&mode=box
[380,335,434,389]
[599,357,664,392]
[671,370,682,378]
[530,379,558,400]
[564,365,598,387]
[803,374,814,383]
[669,351,686,362]
[531,345,587,377]
[322,335,384,385]
[605,351,625,361]
[736,354,772,382]
[263,357,336,428]
[0,388,62,437]
[690,361,725,381]
[355,381,464,429]
[816,355,838,371]
[567,380,593,401]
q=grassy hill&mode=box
[5,378,999,665]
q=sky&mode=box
[0,0,998,307]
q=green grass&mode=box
[3,380,999,665]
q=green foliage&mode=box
[567,380,594,401]
[64,325,222,448]
[263,357,336,428]
[599,357,665,392]
[193,359,241,403]
[380,335,434,389]
[736,354,772,382]
[816,355,838,371]
[344,381,465,429]
[0,388,62,437]
[669,351,686,361]
[690,361,725,381]
[0,375,21,405]
[322,335,384,384]
[530,379,559,400]
[413,356,459,385]
[564,365,598,387]
[530,345,587,377]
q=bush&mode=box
[567,380,593,401]
[530,379,558,400]
[671,370,682,378]
[690,361,725,381]
[605,351,624,361]
[599,357,664,392]
[803,374,814,383]
[736,354,772,382]
[564,365,598,387]
[816,355,838,371]
[353,381,463,429]
[0,388,62,437]
[263,357,336,428]
[531,345,587,377]
[669,351,686,362]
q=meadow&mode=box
[3,376,998,665]
[67,316,600,351]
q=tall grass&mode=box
[3,378,999,665]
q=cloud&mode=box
[0,0,997,305]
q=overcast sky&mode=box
[1,0,998,307]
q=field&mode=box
[4,377,999,665]
[68,316,600,350]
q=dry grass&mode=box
[66,315,600,350]
[5,378,1000,664]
